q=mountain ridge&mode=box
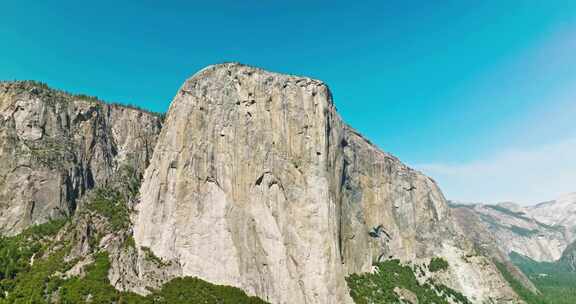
[450,192,576,263]
[0,63,524,303]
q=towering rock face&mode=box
[0,81,162,235]
[134,63,519,304]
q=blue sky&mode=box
[2,1,575,204]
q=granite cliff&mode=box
[133,63,520,304]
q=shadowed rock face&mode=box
[134,63,520,304]
[0,81,162,235]
[561,240,576,271]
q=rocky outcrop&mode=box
[0,81,162,235]
[133,63,520,304]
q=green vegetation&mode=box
[447,202,475,209]
[485,205,532,221]
[142,277,269,304]
[2,247,268,304]
[2,248,74,303]
[0,182,266,304]
[477,212,540,237]
[110,102,166,121]
[494,260,546,304]
[21,80,50,90]
[346,259,472,304]
[0,219,68,302]
[27,137,73,169]
[74,93,100,103]
[117,164,142,200]
[478,213,508,230]
[509,225,539,237]
[509,252,576,304]
[59,252,119,303]
[0,219,66,282]
[124,235,136,249]
[536,222,564,232]
[495,252,576,304]
[85,187,131,230]
[141,246,171,267]
[24,219,68,237]
[560,241,576,271]
[4,80,165,119]
[74,92,166,120]
[429,257,449,272]
[0,219,269,304]
[434,284,472,304]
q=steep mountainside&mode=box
[450,193,576,263]
[0,81,162,235]
[133,63,520,304]
[451,195,576,304]
[450,204,540,295]
[451,203,567,262]
[560,240,576,271]
[509,244,576,304]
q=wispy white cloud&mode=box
[413,25,576,206]
[416,137,576,205]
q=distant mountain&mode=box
[450,193,576,263]
[451,194,576,304]
[528,193,576,241]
